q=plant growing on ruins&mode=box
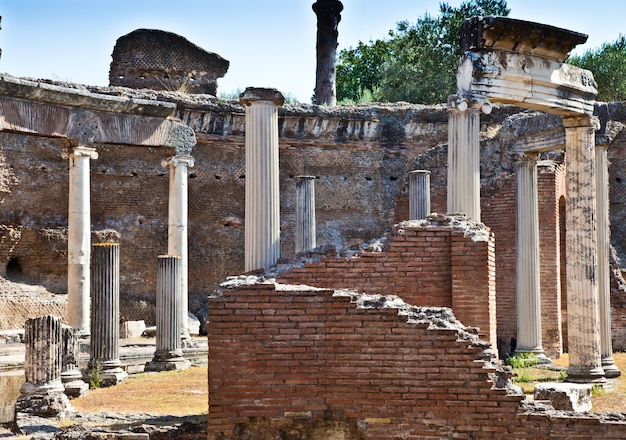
[505,352,540,369]
[336,0,510,104]
[87,362,103,389]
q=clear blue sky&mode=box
[1,1,624,103]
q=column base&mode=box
[61,369,89,397]
[15,391,72,418]
[100,367,128,387]
[145,357,191,372]
[602,356,622,378]
[565,365,606,384]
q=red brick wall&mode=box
[278,220,496,346]
[207,282,626,439]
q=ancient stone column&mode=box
[240,87,285,272]
[596,142,621,378]
[162,155,195,345]
[447,95,491,221]
[16,315,72,417]
[563,115,605,383]
[61,325,88,397]
[89,242,127,386]
[64,145,98,337]
[514,152,546,359]
[295,176,316,254]
[408,170,431,220]
[145,256,190,372]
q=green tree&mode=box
[336,0,510,104]
[569,35,626,102]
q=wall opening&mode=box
[6,257,23,281]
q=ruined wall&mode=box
[207,280,626,440]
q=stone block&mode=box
[120,320,146,339]
[534,382,592,412]
[187,312,201,336]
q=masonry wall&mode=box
[278,219,497,348]
[207,281,626,440]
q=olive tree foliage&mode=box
[336,0,510,104]
[568,35,626,103]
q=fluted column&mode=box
[145,255,190,371]
[408,170,431,220]
[20,315,64,395]
[89,242,127,386]
[162,155,195,345]
[596,143,621,378]
[514,152,546,359]
[64,146,98,337]
[295,176,316,254]
[447,95,492,221]
[563,115,604,383]
[240,87,285,272]
[61,325,88,397]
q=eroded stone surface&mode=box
[534,382,592,412]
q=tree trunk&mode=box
[312,0,343,106]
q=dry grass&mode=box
[71,366,208,416]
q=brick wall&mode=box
[207,281,626,439]
[279,217,497,348]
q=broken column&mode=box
[408,170,431,220]
[89,242,127,386]
[145,255,190,371]
[596,142,621,378]
[162,154,195,345]
[240,87,285,271]
[447,94,491,221]
[515,152,546,359]
[563,115,604,383]
[16,315,71,416]
[64,145,98,337]
[295,176,316,254]
[60,325,88,397]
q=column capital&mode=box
[62,145,98,160]
[447,93,492,114]
[514,151,541,164]
[161,154,195,169]
[562,114,600,130]
[239,87,285,107]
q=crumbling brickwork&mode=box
[208,280,626,439]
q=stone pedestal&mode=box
[596,143,621,378]
[64,146,98,337]
[295,176,316,254]
[162,155,194,346]
[515,152,546,359]
[240,87,284,272]
[89,243,127,386]
[17,315,71,417]
[563,116,605,383]
[61,325,88,397]
[146,256,190,372]
[408,170,431,220]
[447,95,491,221]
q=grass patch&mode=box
[72,366,208,416]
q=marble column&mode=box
[596,143,621,378]
[64,145,98,337]
[61,325,88,397]
[162,155,195,345]
[240,87,285,272]
[408,170,431,220]
[89,242,127,386]
[563,115,605,383]
[447,95,491,221]
[295,176,316,254]
[145,256,190,371]
[514,152,546,359]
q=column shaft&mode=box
[240,88,284,272]
[447,97,481,221]
[163,155,194,342]
[408,170,431,220]
[295,176,316,254]
[564,116,604,383]
[596,144,621,377]
[65,146,98,336]
[61,325,88,397]
[22,315,64,394]
[515,153,545,356]
[89,242,127,386]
